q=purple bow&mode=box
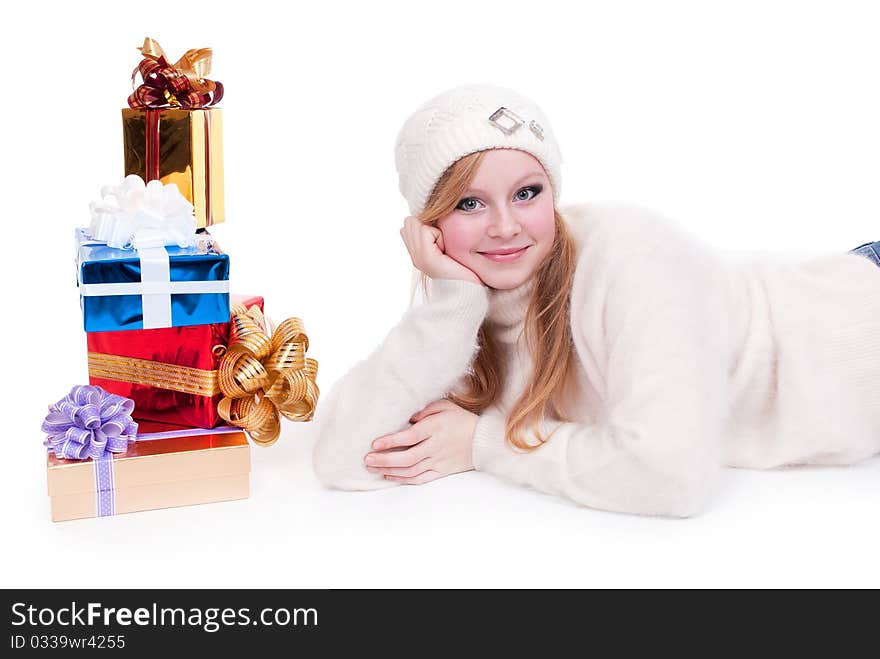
[42,385,138,460]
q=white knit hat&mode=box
[394,83,563,217]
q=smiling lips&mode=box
[478,245,531,263]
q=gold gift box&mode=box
[122,107,225,227]
[46,429,249,522]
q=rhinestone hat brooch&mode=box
[488,106,545,141]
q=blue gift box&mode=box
[76,228,230,333]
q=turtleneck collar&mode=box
[485,277,534,344]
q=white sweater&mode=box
[312,201,880,517]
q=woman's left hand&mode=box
[364,399,478,485]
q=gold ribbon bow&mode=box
[129,37,223,108]
[140,37,214,92]
[217,304,319,447]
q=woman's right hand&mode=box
[400,216,483,285]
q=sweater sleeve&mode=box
[471,220,729,518]
[312,278,490,491]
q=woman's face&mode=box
[436,149,556,290]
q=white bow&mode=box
[88,175,198,250]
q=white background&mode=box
[2,0,879,588]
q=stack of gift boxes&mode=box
[45,39,318,522]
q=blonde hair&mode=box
[418,150,577,450]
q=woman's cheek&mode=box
[438,219,480,263]
[525,202,556,253]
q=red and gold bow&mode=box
[128,37,224,109]
[217,304,319,447]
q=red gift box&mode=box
[86,295,263,428]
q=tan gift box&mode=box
[46,428,249,522]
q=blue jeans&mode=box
[851,241,880,267]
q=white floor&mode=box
[8,421,880,589]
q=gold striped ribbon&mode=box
[217,303,319,447]
[87,352,220,397]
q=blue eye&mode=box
[515,185,543,202]
[456,197,484,212]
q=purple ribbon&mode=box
[42,385,138,461]
[93,456,116,516]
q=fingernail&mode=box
[365,455,376,466]
[372,440,383,450]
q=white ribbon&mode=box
[88,175,198,250]
[82,176,217,329]
[79,280,230,296]
[137,246,173,328]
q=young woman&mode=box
[311,83,880,518]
